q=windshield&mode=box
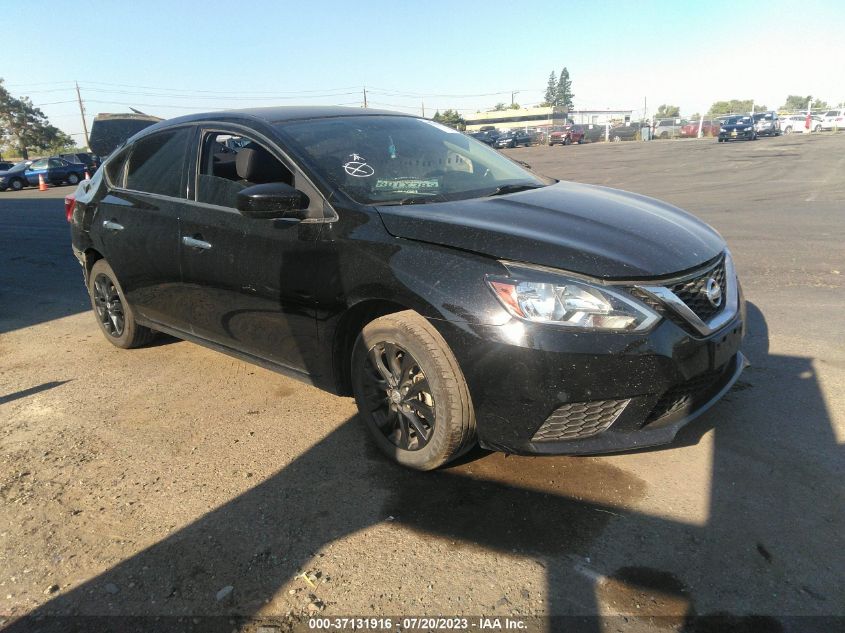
[724,116,751,125]
[275,115,546,205]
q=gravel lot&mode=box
[1,134,843,632]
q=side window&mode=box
[105,147,131,188]
[196,131,293,209]
[125,128,191,198]
[48,159,63,168]
[29,159,48,170]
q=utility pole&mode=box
[511,90,519,107]
[75,81,90,150]
[363,86,368,108]
[421,101,425,118]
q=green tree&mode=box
[0,79,73,159]
[543,71,557,107]
[555,67,574,109]
[708,100,765,116]
[655,104,681,119]
[811,98,829,110]
[780,95,812,111]
[492,102,508,111]
[507,102,520,110]
[431,109,465,130]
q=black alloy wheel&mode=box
[362,341,435,452]
[87,259,155,348]
[93,273,125,338]
[351,310,476,470]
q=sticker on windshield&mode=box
[343,153,374,177]
[373,178,440,194]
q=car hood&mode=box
[376,181,725,279]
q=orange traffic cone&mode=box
[38,173,48,191]
[84,170,91,180]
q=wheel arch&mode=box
[331,298,415,396]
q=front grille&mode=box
[532,399,629,442]
[645,358,734,424]
[668,257,726,322]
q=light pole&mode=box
[511,90,520,108]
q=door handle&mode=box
[102,220,124,231]
[182,236,212,250]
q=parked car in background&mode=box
[548,125,575,145]
[718,115,756,142]
[752,111,780,136]
[780,114,823,134]
[0,160,34,191]
[608,122,646,142]
[654,119,687,139]
[821,109,845,130]
[69,106,745,470]
[468,130,500,146]
[60,152,101,173]
[24,157,87,186]
[680,120,721,138]
[495,129,532,148]
[579,124,608,143]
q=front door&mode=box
[178,127,324,376]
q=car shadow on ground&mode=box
[4,303,842,633]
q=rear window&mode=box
[125,128,190,198]
[825,110,840,117]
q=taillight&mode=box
[65,194,76,223]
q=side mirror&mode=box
[236,182,309,220]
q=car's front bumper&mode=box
[431,293,747,455]
[720,130,754,140]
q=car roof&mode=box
[139,106,412,135]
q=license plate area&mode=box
[710,322,743,369]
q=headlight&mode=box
[744,127,752,131]
[487,269,660,332]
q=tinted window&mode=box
[105,147,131,188]
[125,128,190,197]
[29,159,48,170]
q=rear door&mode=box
[178,125,324,375]
[92,126,195,329]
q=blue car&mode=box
[25,157,87,187]
[0,161,33,191]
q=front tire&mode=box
[67,173,80,185]
[10,178,24,191]
[87,260,155,349]
[351,310,476,470]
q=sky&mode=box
[3,0,843,145]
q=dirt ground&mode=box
[1,134,843,632]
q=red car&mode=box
[680,120,721,138]
[548,124,586,146]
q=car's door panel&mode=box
[178,126,324,375]
[93,126,193,329]
[93,191,192,328]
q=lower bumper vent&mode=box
[532,399,630,442]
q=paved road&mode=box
[1,135,842,631]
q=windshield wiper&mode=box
[486,183,545,197]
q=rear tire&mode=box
[67,173,80,185]
[87,259,156,349]
[351,310,476,470]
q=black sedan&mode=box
[718,115,757,142]
[69,106,746,470]
[494,130,532,148]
